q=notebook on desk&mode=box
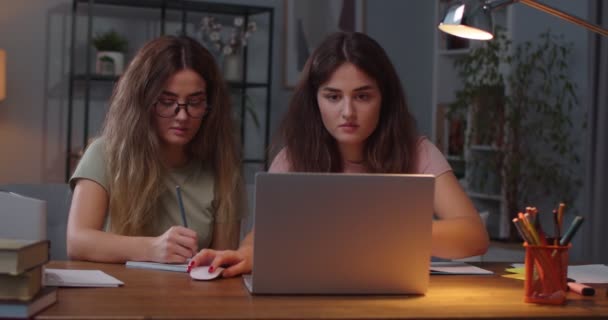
[243,172,435,295]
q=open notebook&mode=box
[125,261,188,272]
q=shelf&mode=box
[227,81,270,89]
[73,74,270,89]
[438,48,471,56]
[75,0,272,15]
[71,153,266,164]
[73,74,119,82]
[446,155,465,162]
[469,145,502,152]
[76,0,272,15]
[467,191,502,202]
[243,159,265,164]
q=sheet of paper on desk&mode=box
[125,261,188,272]
[44,269,124,287]
[510,263,608,283]
[430,262,494,275]
[567,264,608,283]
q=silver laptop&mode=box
[243,172,434,295]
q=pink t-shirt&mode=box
[269,137,452,176]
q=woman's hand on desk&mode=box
[148,226,198,263]
[189,244,253,277]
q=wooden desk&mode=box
[38,261,608,320]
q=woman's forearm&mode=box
[431,216,489,259]
[67,228,152,263]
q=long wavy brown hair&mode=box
[101,35,241,236]
[276,32,419,173]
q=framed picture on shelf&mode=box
[283,0,366,88]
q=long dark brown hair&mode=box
[102,35,242,236]
[276,31,418,173]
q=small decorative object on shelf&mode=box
[92,30,128,76]
[199,16,257,81]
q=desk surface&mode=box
[38,261,608,320]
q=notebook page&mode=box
[44,269,124,287]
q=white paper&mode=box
[567,264,608,283]
[125,261,188,272]
[430,262,494,275]
[510,263,608,284]
[44,269,124,287]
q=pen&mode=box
[552,209,559,246]
[557,203,565,234]
[176,185,188,228]
[567,280,595,296]
[559,216,584,246]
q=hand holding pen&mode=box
[141,186,198,263]
[150,226,198,263]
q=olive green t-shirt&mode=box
[69,138,239,249]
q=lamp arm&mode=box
[487,0,608,37]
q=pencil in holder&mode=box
[523,243,570,305]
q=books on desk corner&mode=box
[0,287,57,319]
[0,238,55,318]
[0,239,49,275]
[0,266,44,300]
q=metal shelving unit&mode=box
[65,0,274,181]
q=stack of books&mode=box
[0,239,56,319]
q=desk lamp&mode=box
[438,0,608,40]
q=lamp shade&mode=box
[438,0,494,40]
[0,50,5,101]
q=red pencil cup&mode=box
[523,243,570,305]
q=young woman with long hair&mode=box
[190,32,489,276]
[67,35,245,263]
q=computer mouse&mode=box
[189,266,225,281]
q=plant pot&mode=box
[96,51,124,76]
[222,54,242,81]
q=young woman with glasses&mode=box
[189,32,489,277]
[66,36,245,263]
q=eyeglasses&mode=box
[154,98,211,119]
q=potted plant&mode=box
[451,27,583,240]
[93,30,128,76]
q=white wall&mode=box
[368,0,435,136]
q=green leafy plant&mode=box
[244,95,260,129]
[451,27,584,240]
[93,30,128,52]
